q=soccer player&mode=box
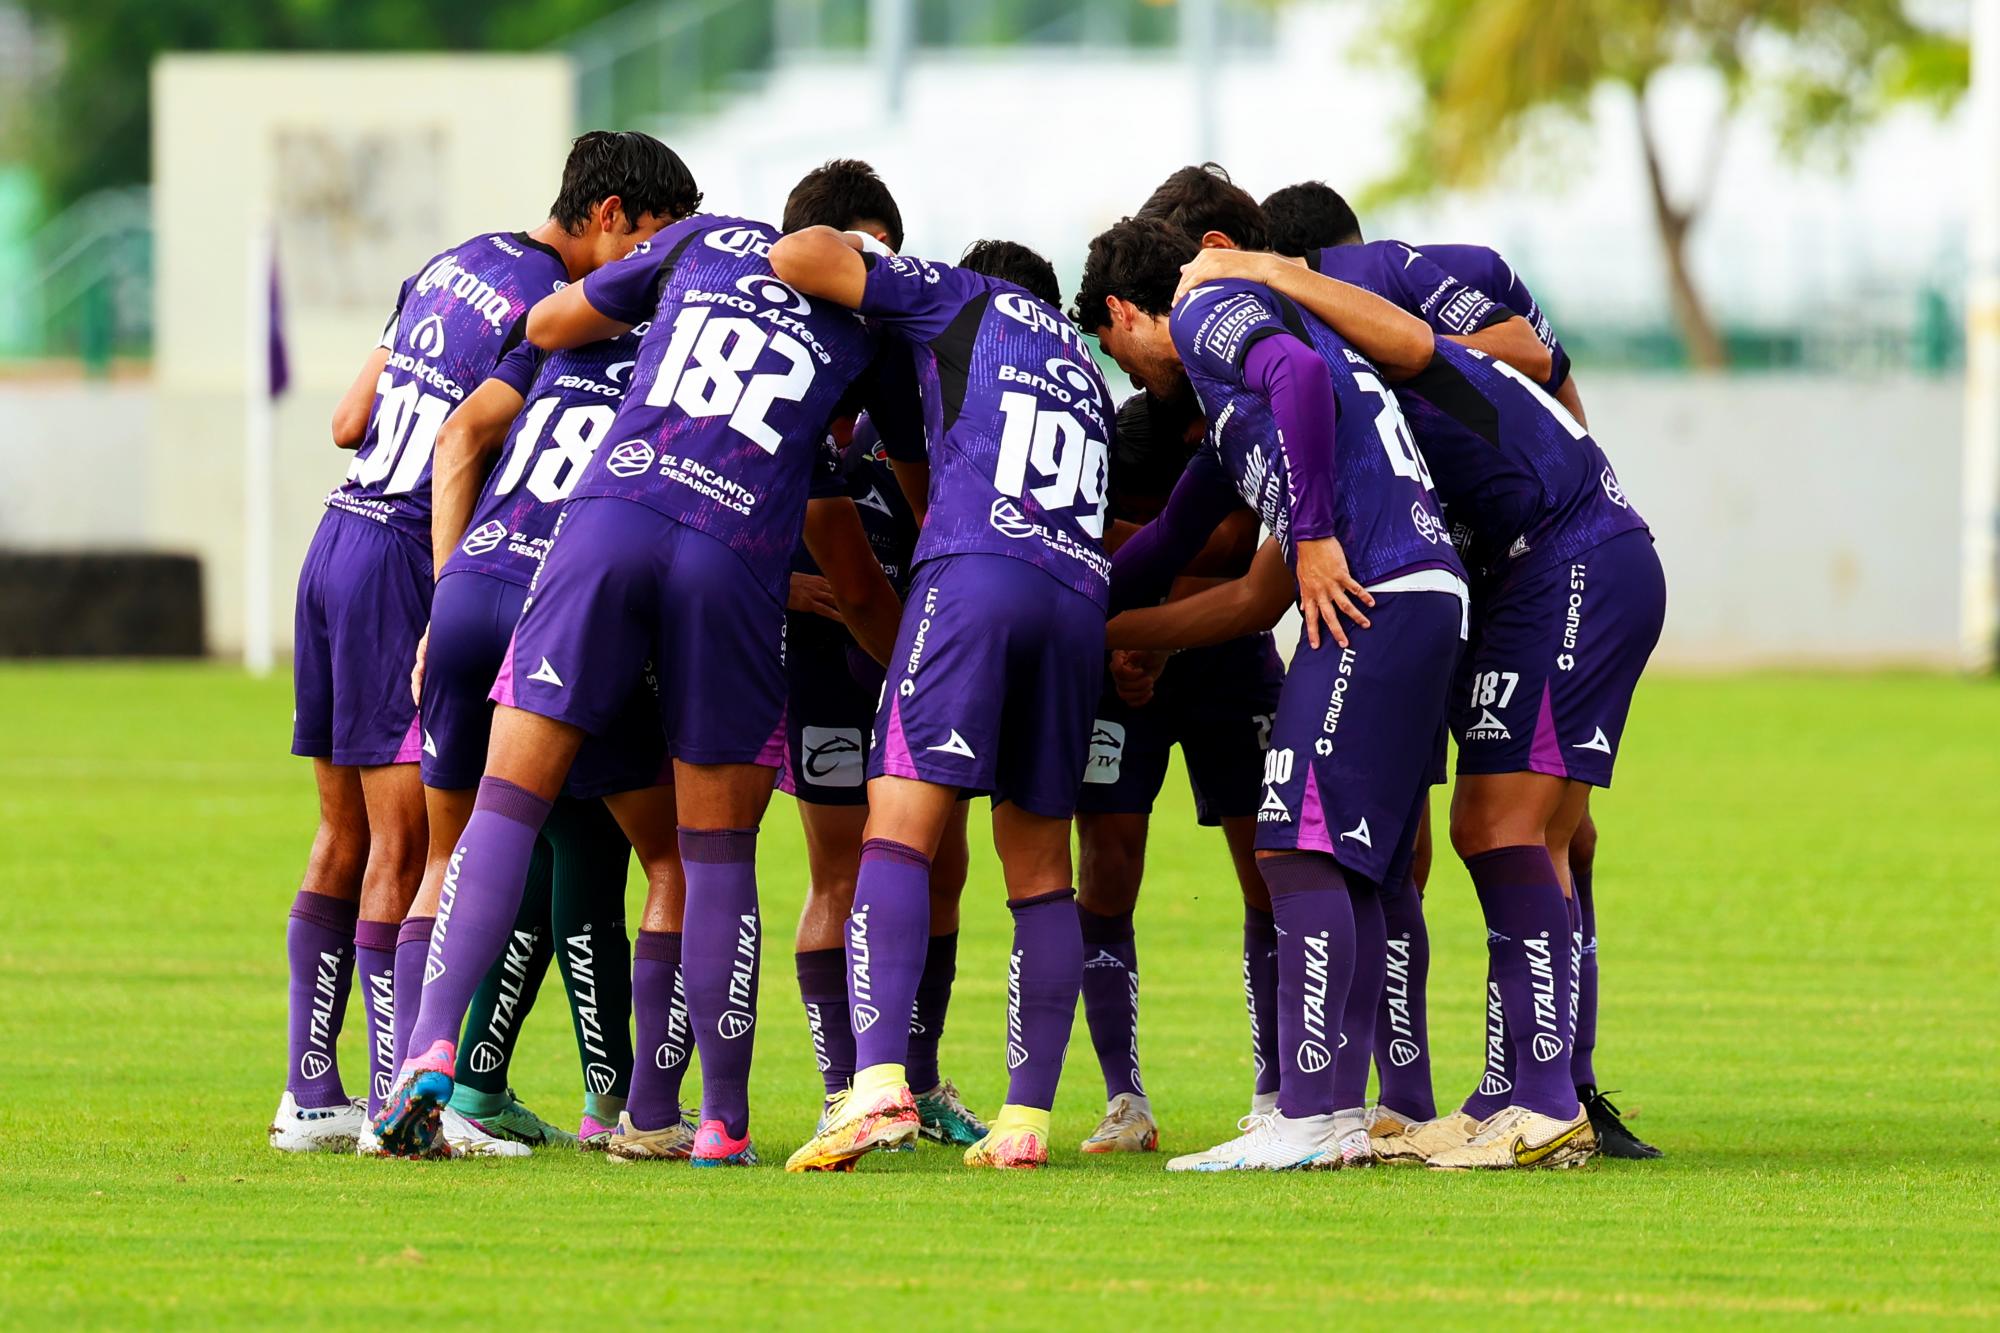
[1178,242,1664,1169]
[771,234,1112,1172]
[1073,387,1285,1154]
[1076,216,1466,1171]
[372,164,912,1165]
[1259,179,1661,1159]
[272,131,683,1154]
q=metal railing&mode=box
[5,186,152,371]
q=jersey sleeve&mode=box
[378,276,415,349]
[1383,245,1512,338]
[857,253,984,344]
[487,341,542,396]
[581,239,672,325]
[1242,334,1340,543]
[1170,283,1293,385]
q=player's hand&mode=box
[787,572,842,621]
[1110,649,1168,707]
[1293,535,1373,651]
[1174,247,1274,303]
[410,626,429,706]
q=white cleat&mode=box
[1249,1090,1279,1119]
[1165,1111,1344,1172]
[1080,1092,1160,1154]
[270,1092,365,1153]
[438,1105,532,1159]
[355,1119,390,1158]
[1334,1107,1374,1167]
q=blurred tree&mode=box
[16,0,633,212]
[1362,0,1969,368]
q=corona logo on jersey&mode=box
[705,225,773,258]
[414,252,518,332]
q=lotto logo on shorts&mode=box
[800,726,865,787]
[1083,719,1125,785]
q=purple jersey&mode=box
[857,254,1114,608]
[567,213,881,601]
[1419,242,1571,390]
[1307,240,1511,346]
[797,416,920,595]
[1172,279,1458,586]
[1393,340,1645,579]
[443,328,645,586]
[328,232,569,545]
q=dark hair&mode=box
[1072,217,1198,331]
[550,130,703,233]
[1135,162,1269,251]
[783,159,905,252]
[958,238,1061,308]
[1111,388,1203,510]
[1262,181,1363,253]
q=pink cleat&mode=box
[689,1119,758,1167]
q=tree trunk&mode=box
[1637,90,1730,370]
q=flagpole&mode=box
[243,222,275,676]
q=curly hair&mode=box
[1071,216,1198,332]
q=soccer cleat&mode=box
[604,1110,699,1163]
[451,1088,575,1148]
[964,1105,1051,1169]
[689,1119,759,1167]
[578,1114,618,1151]
[438,1105,532,1159]
[1581,1087,1663,1159]
[1080,1092,1159,1154]
[1364,1106,1417,1162]
[1165,1111,1342,1172]
[355,1120,389,1158]
[371,1038,457,1157]
[1334,1108,1374,1168]
[1249,1090,1279,1118]
[269,1092,365,1154]
[785,1085,920,1172]
[1427,1104,1597,1171]
[915,1080,989,1148]
[1377,1109,1484,1165]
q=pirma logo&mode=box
[299,1051,332,1081]
[461,519,507,556]
[412,312,448,359]
[1295,1040,1332,1074]
[468,1042,504,1074]
[1388,1038,1421,1068]
[1532,1032,1565,1063]
[586,1062,617,1096]
[718,1010,754,1040]
[852,1003,881,1033]
[654,1040,686,1070]
[605,439,656,478]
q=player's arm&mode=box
[330,347,390,449]
[531,237,675,349]
[430,377,528,574]
[1175,250,1434,381]
[1554,368,1588,428]
[526,282,631,350]
[1106,537,1295,650]
[889,458,929,522]
[769,226,870,308]
[1448,315,1553,384]
[803,498,903,666]
[1108,457,1247,613]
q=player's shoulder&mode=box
[1170,278,1286,365]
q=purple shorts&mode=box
[494,497,786,769]
[1256,589,1463,883]
[422,569,666,797]
[1452,529,1665,788]
[1076,633,1282,826]
[291,509,429,767]
[869,553,1106,819]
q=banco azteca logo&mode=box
[411,312,448,360]
[735,273,810,315]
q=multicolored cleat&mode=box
[1080,1092,1158,1154]
[786,1084,920,1172]
[964,1105,1050,1170]
[604,1110,699,1163]
[578,1113,619,1151]
[689,1119,759,1167]
[370,1038,457,1158]
[450,1088,575,1147]
[437,1105,531,1158]
[915,1080,989,1148]
[1427,1104,1597,1171]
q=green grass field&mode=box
[2,665,1997,1327]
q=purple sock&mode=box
[1079,908,1143,1101]
[1243,905,1280,1098]
[1260,853,1356,1121]
[1003,889,1084,1112]
[353,919,398,1118]
[1466,846,1577,1120]
[1461,957,1516,1120]
[392,916,432,1079]
[1572,869,1598,1089]
[907,931,957,1093]
[628,930,690,1130]
[847,838,930,1077]
[1330,872,1384,1111]
[284,891,356,1108]
[1373,875,1436,1121]
[406,778,552,1064]
[795,948,853,1095]
[680,827,760,1138]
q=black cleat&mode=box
[1580,1086,1663,1159]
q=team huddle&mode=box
[272,130,1666,1173]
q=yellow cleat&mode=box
[784,1073,919,1173]
[964,1104,1051,1170]
[1427,1105,1597,1171]
[1377,1109,1485,1165]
